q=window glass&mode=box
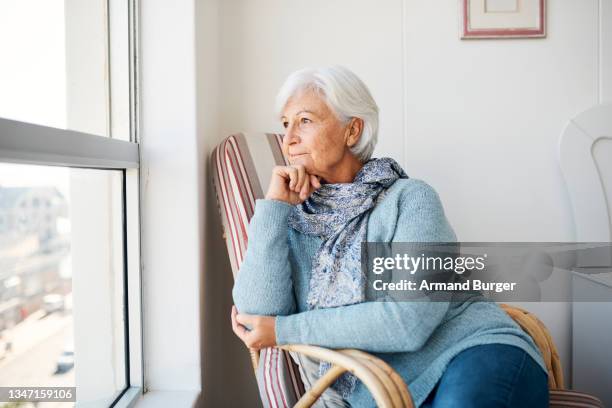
[0,0,131,140]
[0,162,127,406]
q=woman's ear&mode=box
[345,117,364,148]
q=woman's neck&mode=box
[320,154,364,184]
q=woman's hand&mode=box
[231,305,277,351]
[265,164,322,204]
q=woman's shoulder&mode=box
[368,177,456,242]
[372,177,446,222]
[384,178,443,206]
[389,178,456,241]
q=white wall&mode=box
[212,0,612,391]
[195,0,262,405]
[139,0,202,402]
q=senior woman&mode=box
[230,66,548,408]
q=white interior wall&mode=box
[139,0,202,402]
[196,0,262,406]
[210,0,611,393]
[218,0,405,161]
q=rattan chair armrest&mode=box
[339,349,414,408]
[278,344,414,408]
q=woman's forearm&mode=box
[275,300,450,352]
[232,199,297,316]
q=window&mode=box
[0,0,134,141]
[0,0,142,407]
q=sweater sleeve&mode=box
[232,199,297,316]
[275,181,457,352]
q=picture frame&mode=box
[461,0,546,39]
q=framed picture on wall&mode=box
[461,0,546,39]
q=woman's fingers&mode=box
[286,165,312,197]
[235,312,256,327]
[300,172,322,200]
[310,174,321,189]
[231,306,249,341]
[231,305,237,325]
[306,175,320,197]
[295,165,306,193]
[230,306,241,333]
[286,165,305,193]
[231,309,262,350]
[269,164,320,203]
[231,308,277,351]
[286,166,298,190]
[300,174,311,199]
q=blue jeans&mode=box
[421,344,549,408]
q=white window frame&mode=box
[0,0,143,406]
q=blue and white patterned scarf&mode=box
[288,157,409,398]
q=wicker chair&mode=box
[211,132,604,408]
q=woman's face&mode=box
[280,90,357,181]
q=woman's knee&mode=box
[507,349,549,407]
[428,344,548,408]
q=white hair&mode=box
[275,66,379,162]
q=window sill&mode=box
[127,390,200,408]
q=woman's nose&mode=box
[283,123,300,146]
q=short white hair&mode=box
[275,66,379,162]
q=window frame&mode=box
[0,0,143,406]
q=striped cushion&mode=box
[211,132,287,276]
[549,389,605,407]
[211,133,303,407]
[257,347,306,408]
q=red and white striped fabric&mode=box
[211,132,304,407]
[549,389,605,408]
[257,347,306,408]
[211,132,287,276]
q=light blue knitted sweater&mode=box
[232,178,547,407]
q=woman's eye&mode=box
[282,121,289,128]
[300,117,311,124]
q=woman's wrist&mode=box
[258,197,294,209]
[274,315,284,346]
[272,316,278,347]
[274,314,298,346]
[248,200,294,238]
[264,193,291,203]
